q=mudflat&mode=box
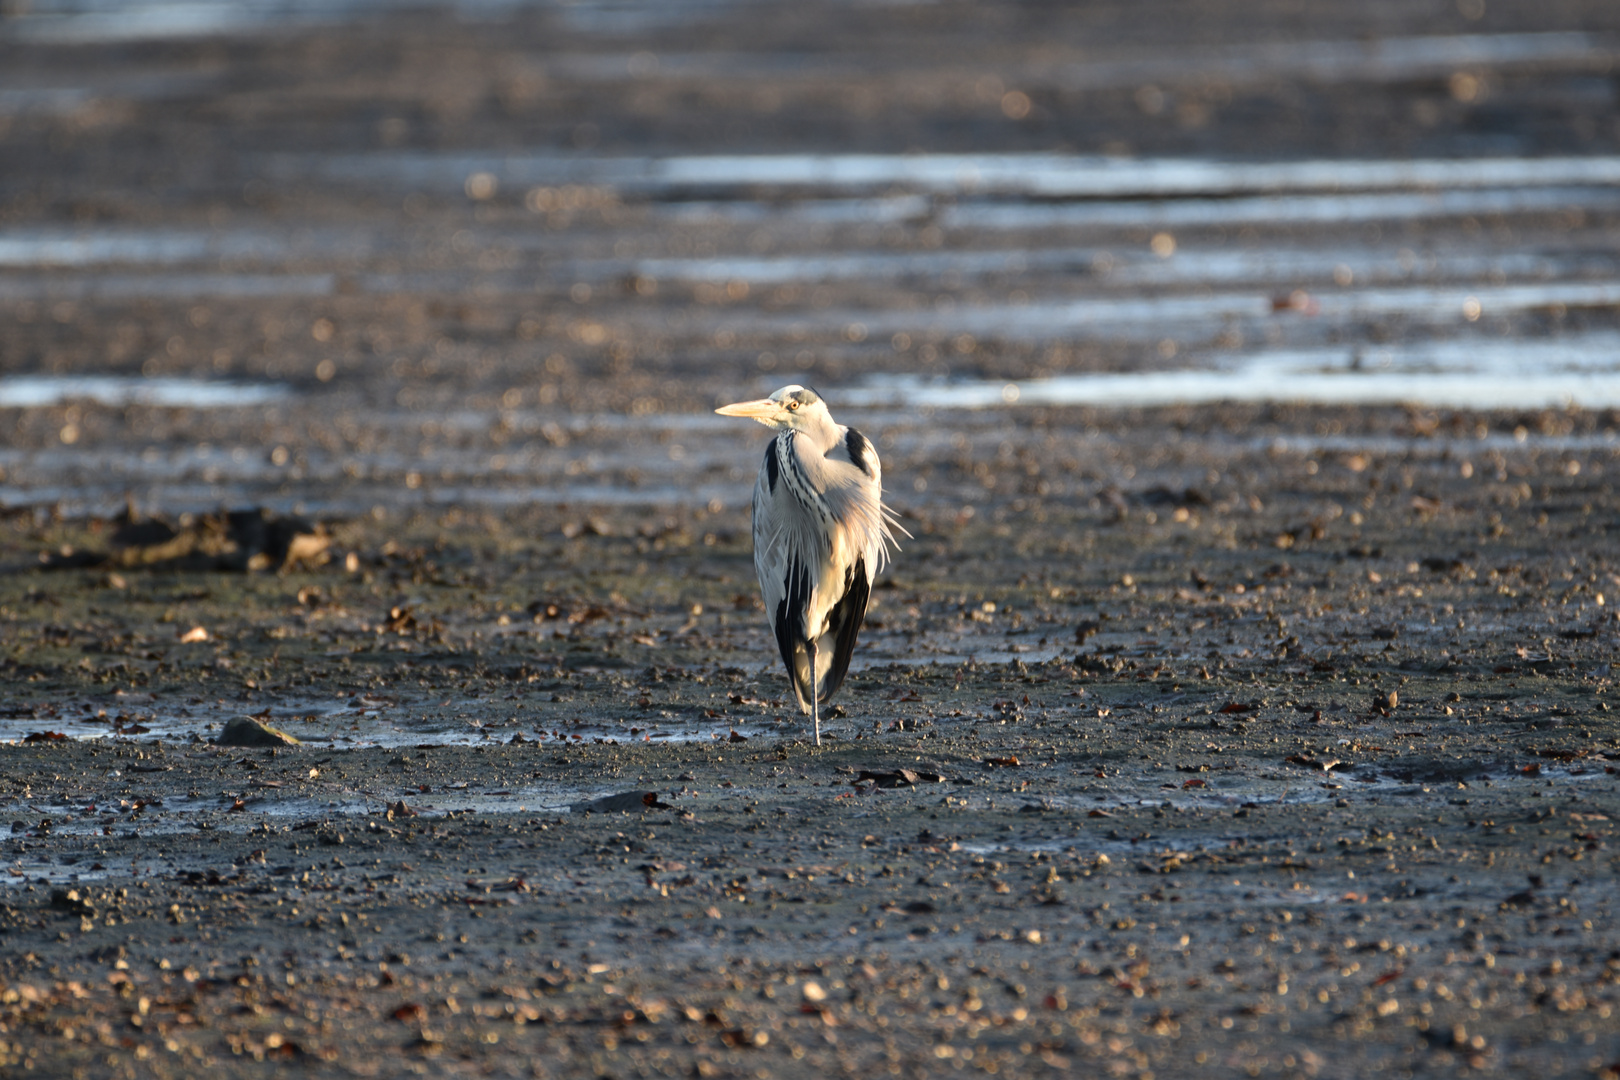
[5,401,1619,1079]
[3,0,1620,1077]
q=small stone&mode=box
[216,717,300,747]
[570,791,672,814]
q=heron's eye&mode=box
[786,401,799,411]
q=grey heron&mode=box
[716,385,905,745]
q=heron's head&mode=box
[714,385,831,433]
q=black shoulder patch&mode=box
[764,440,780,493]
[845,428,874,478]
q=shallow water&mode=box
[0,227,366,267]
[7,330,1618,519]
[0,375,291,408]
[941,185,1620,230]
[623,246,1613,289]
[739,280,1620,350]
[0,86,96,115]
[0,271,334,301]
[1045,31,1609,90]
[7,255,1614,308]
[549,33,1607,89]
[848,333,1620,410]
[0,0,544,44]
[297,148,1620,199]
[0,375,291,409]
[1,689,791,751]
[658,152,1620,198]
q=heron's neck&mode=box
[789,415,843,455]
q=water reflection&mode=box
[627,247,1613,288]
[0,272,333,301]
[545,33,1605,90]
[738,281,1620,344]
[0,376,291,408]
[0,228,352,267]
[939,185,1620,231]
[2,0,544,44]
[298,148,1620,198]
[846,333,1620,411]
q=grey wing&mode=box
[800,428,904,702]
[751,441,817,708]
[819,426,906,574]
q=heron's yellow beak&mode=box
[714,398,779,423]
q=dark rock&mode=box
[571,791,673,814]
[216,716,301,747]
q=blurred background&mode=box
[1,0,1618,523]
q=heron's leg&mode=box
[806,639,820,746]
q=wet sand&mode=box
[4,1,1620,1078]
